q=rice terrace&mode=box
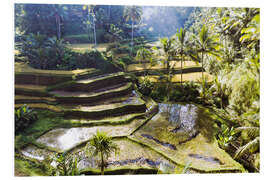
[14,3,260,176]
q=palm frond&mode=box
[234,136,260,159]
[235,126,259,138]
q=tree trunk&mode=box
[131,21,134,45]
[93,15,97,46]
[55,14,61,39]
[201,51,204,80]
[181,54,183,84]
[108,5,111,18]
[100,152,104,175]
[201,51,204,99]
[166,57,170,102]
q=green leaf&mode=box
[253,14,260,24]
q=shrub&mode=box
[216,124,237,150]
[20,33,120,73]
[15,105,38,134]
[118,55,133,65]
[75,50,119,73]
[53,152,80,176]
[137,76,154,96]
[20,34,69,69]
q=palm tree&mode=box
[196,25,219,80]
[194,25,219,97]
[83,5,97,46]
[175,28,189,84]
[123,6,142,47]
[85,131,119,175]
[52,4,67,40]
[136,47,153,76]
[153,37,176,102]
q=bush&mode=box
[137,76,154,96]
[15,105,38,134]
[20,33,120,73]
[148,82,201,103]
[75,50,119,73]
[20,34,69,69]
[118,55,133,65]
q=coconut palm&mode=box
[193,25,219,98]
[85,131,119,175]
[152,37,176,102]
[196,25,219,80]
[83,5,97,46]
[123,6,142,47]
[135,47,153,76]
[175,28,190,84]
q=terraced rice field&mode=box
[15,58,241,175]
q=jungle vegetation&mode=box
[14,4,260,175]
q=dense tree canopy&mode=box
[15,4,194,43]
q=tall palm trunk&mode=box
[131,21,134,44]
[55,14,61,39]
[130,20,134,54]
[100,151,104,175]
[201,51,204,80]
[181,54,183,84]
[201,51,205,98]
[166,58,171,102]
[92,15,97,46]
[131,20,134,48]
[108,5,111,18]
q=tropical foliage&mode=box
[85,131,119,175]
[184,7,260,171]
[19,33,119,72]
[123,5,143,47]
[15,105,38,134]
[53,152,80,176]
[14,4,260,174]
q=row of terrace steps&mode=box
[15,71,148,125]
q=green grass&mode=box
[14,158,48,176]
[23,110,71,136]
[15,110,72,151]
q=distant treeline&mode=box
[15,4,193,43]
